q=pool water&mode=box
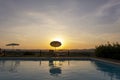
[0,59,120,80]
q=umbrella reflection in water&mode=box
[49,60,62,76]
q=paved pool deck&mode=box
[92,57,120,66]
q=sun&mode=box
[53,38,63,43]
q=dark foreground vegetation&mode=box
[0,49,94,57]
[95,42,120,60]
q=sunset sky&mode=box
[0,0,120,49]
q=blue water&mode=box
[0,59,120,80]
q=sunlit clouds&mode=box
[0,0,120,49]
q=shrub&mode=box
[95,42,120,60]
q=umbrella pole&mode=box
[55,47,56,57]
[55,47,56,51]
[12,46,14,50]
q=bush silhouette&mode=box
[95,42,120,60]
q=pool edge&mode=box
[0,57,120,66]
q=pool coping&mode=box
[0,57,91,60]
[91,58,120,66]
[0,57,120,66]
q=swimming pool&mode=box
[0,59,120,80]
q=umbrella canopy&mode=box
[50,41,62,48]
[6,43,20,49]
[6,43,20,46]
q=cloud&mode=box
[0,0,120,48]
[94,0,120,24]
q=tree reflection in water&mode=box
[0,60,20,73]
[92,61,120,80]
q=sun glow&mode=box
[53,38,63,43]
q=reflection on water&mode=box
[0,60,69,76]
[49,60,62,76]
[92,61,120,80]
[0,60,120,80]
[0,60,20,72]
